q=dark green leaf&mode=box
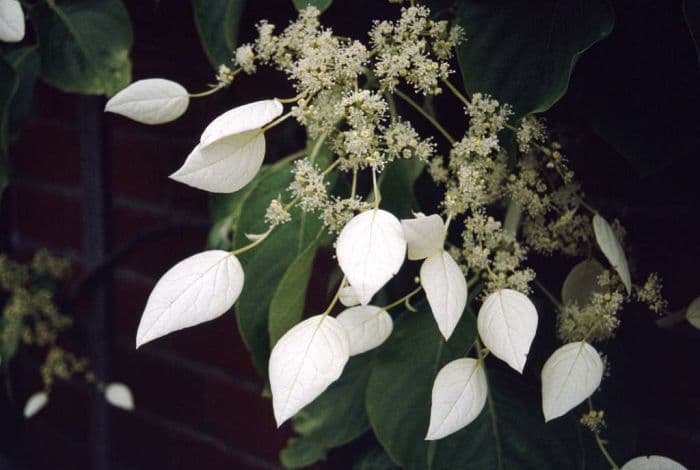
[455,0,614,118]
[352,445,400,470]
[365,304,477,470]
[683,0,700,62]
[30,0,133,96]
[268,236,321,346]
[234,138,332,374]
[588,2,700,176]
[5,47,40,142]
[193,0,246,68]
[379,157,424,218]
[367,305,586,469]
[281,354,373,468]
[0,55,18,199]
[293,0,333,13]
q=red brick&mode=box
[113,345,288,461]
[11,182,83,251]
[111,274,261,381]
[111,410,280,470]
[9,120,81,186]
[110,201,209,278]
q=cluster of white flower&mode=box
[370,6,463,95]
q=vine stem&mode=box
[534,279,563,310]
[323,276,347,317]
[587,399,620,469]
[229,227,274,256]
[189,85,224,98]
[394,89,456,145]
[382,285,423,311]
[276,92,306,104]
[262,112,293,132]
[372,169,381,208]
[441,78,471,107]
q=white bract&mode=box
[621,455,687,470]
[269,314,349,426]
[104,383,135,411]
[336,305,393,355]
[400,214,445,260]
[339,285,360,307]
[136,250,244,347]
[105,79,189,124]
[541,341,603,422]
[336,209,407,305]
[169,131,265,193]
[685,296,700,330]
[24,391,48,418]
[199,99,283,148]
[426,358,487,440]
[593,214,631,294]
[477,289,538,373]
[0,0,25,43]
[421,250,467,340]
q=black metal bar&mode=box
[79,95,112,470]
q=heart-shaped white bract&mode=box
[400,214,445,260]
[541,341,603,422]
[104,383,135,411]
[426,358,487,440]
[105,79,190,125]
[336,305,393,355]
[136,250,244,348]
[200,99,283,148]
[421,250,467,340]
[24,391,48,418]
[169,130,265,193]
[593,214,631,294]
[477,289,538,373]
[269,314,349,426]
[339,285,361,307]
[336,209,407,305]
[0,0,25,43]
[621,455,687,470]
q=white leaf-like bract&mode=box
[104,383,135,410]
[593,214,631,294]
[336,305,393,355]
[269,314,349,426]
[200,99,283,148]
[169,131,264,193]
[685,296,700,330]
[621,455,687,470]
[104,79,189,125]
[136,250,244,347]
[421,250,467,340]
[0,0,25,43]
[336,209,407,305]
[426,358,487,440]
[477,289,538,373]
[541,341,603,422]
[400,214,445,260]
[24,391,48,418]
[339,285,360,307]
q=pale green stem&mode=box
[534,279,563,310]
[587,399,620,470]
[441,78,471,107]
[372,169,381,208]
[382,285,423,311]
[323,276,347,317]
[230,227,274,256]
[262,112,293,132]
[394,89,456,145]
[189,85,224,98]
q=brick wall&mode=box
[2,1,299,469]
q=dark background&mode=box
[0,0,699,469]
